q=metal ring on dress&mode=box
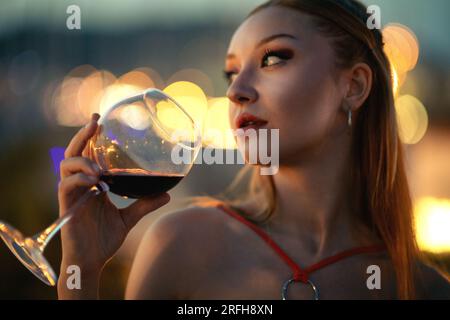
[281,278,319,300]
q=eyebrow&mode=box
[226,33,298,60]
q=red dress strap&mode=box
[216,203,386,283]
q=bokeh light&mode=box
[383,24,420,73]
[99,83,142,116]
[134,67,165,89]
[78,70,117,120]
[47,66,168,127]
[415,197,450,253]
[162,81,208,133]
[51,77,85,126]
[46,66,118,126]
[66,64,97,79]
[383,23,420,96]
[118,70,155,89]
[167,68,215,97]
[119,102,152,131]
[204,97,237,149]
[395,94,429,145]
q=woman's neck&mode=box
[267,140,378,259]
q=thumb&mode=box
[119,193,170,231]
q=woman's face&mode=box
[225,6,349,165]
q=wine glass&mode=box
[0,88,202,286]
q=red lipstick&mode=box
[235,113,268,130]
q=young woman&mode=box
[57,0,450,300]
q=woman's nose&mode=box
[226,76,258,106]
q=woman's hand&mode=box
[57,113,170,299]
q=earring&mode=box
[347,108,352,128]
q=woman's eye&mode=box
[223,49,293,85]
[261,49,293,68]
[262,53,282,67]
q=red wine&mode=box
[100,168,184,198]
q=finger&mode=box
[65,113,100,159]
[81,145,89,158]
[120,193,171,231]
[60,157,101,179]
[59,172,100,196]
[82,124,102,158]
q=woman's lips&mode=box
[236,113,268,130]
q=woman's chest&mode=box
[185,237,398,300]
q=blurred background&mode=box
[0,0,449,299]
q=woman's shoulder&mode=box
[144,201,239,259]
[125,203,237,299]
[415,259,450,299]
[154,202,235,240]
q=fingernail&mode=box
[92,113,100,122]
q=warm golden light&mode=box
[383,23,420,96]
[415,197,450,253]
[66,64,97,79]
[51,67,210,133]
[50,67,118,127]
[167,68,215,97]
[151,99,195,143]
[51,66,165,127]
[98,83,142,116]
[119,102,151,131]
[391,64,399,97]
[106,145,117,154]
[383,23,420,74]
[154,100,192,130]
[134,67,165,89]
[204,97,237,149]
[52,77,85,126]
[395,94,428,145]
[118,70,155,89]
[78,70,116,120]
[162,81,208,132]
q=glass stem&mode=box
[31,186,105,251]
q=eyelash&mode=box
[261,48,288,67]
[223,48,292,85]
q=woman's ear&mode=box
[343,62,373,111]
